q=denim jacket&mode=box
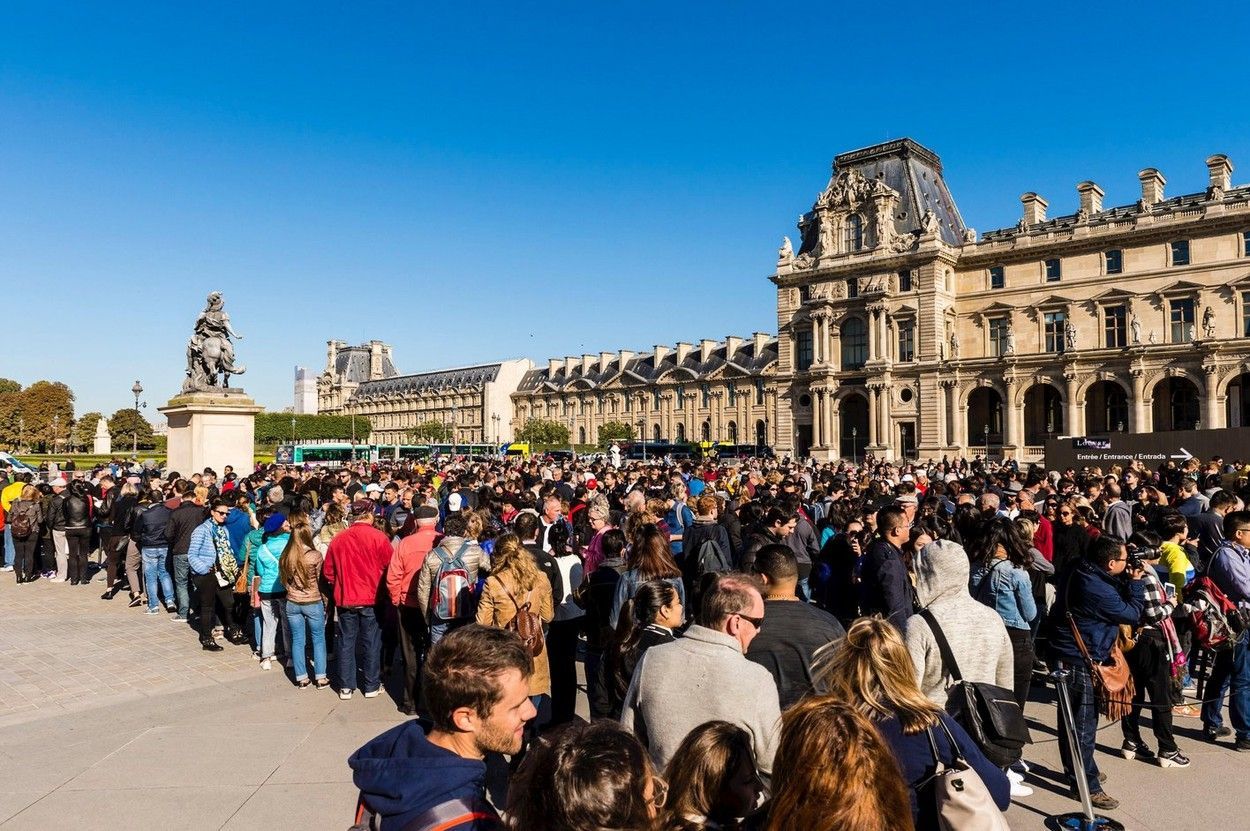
[969,559,1037,631]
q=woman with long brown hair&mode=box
[813,617,1010,831]
[610,523,685,628]
[280,512,327,688]
[662,721,761,831]
[745,696,913,831]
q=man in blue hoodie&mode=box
[349,625,535,831]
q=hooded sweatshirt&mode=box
[903,539,1014,708]
[349,720,498,831]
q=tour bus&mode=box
[275,443,372,466]
[503,442,531,459]
[623,441,697,461]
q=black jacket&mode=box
[165,502,207,555]
[47,493,68,532]
[858,539,914,630]
[133,502,173,548]
[61,495,92,531]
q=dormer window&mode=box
[845,214,864,252]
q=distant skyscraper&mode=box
[294,366,317,414]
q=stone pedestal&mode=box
[92,420,112,455]
[159,390,261,477]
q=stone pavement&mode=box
[1,574,1247,829]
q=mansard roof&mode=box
[515,336,779,395]
[332,346,398,384]
[354,363,501,398]
[797,138,968,252]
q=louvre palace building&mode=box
[315,138,1250,462]
[769,138,1250,461]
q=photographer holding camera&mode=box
[1120,531,1190,768]
[1200,509,1250,748]
[1044,535,1146,811]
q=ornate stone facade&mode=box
[773,138,1250,461]
[316,340,530,445]
[511,336,779,448]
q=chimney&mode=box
[1207,154,1233,194]
[618,349,635,369]
[675,342,693,366]
[725,336,744,358]
[581,354,595,376]
[564,356,578,377]
[1076,181,1104,215]
[547,358,561,377]
[600,351,615,373]
[1020,192,1048,226]
[654,344,670,367]
[1138,168,1166,206]
[369,341,384,380]
[699,338,718,364]
[753,332,771,353]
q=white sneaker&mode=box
[339,689,354,700]
[1010,781,1034,798]
[48,577,66,583]
[363,690,381,699]
[1007,769,1025,784]
[0,565,14,572]
[260,658,272,671]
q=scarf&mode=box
[213,523,239,586]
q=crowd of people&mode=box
[3,448,1250,830]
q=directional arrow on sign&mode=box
[1170,447,1193,460]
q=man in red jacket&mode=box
[324,499,393,701]
[388,504,441,714]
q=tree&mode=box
[409,420,453,443]
[73,412,104,451]
[597,420,634,448]
[0,378,20,395]
[21,381,74,451]
[516,417,570,446]
[0,391,20,450]
[254,413,372,444]
[108,408,155,450]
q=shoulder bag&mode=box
[1064,574,1135,721]
[919,609,1030,768]
[923,719,1011,831]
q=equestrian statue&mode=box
[183,291,246,392]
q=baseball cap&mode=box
[448,493,464,512]
[350,498,375,516]
[364,483,383,495]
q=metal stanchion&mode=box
[1049,668,1125,831]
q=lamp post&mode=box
[637,419,646,461]
[851,426,858,465]
[451,402,458,456]
[984,424,991,459]
[130,380,145,453]
[18,416,24,454]
[350,401,357,461]
[491,413,500,446]
[52,414,59,455]
[291,415,297,443]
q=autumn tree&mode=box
[72,412,104,451]
[21,381,75,451]
[108,408,155,450]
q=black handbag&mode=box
[919,609,1031,768]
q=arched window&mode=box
[676,424,686,443]
[701,421,711,441]
[653,423,662,442]
[727,421,738,443]
[841,318,868,370]
[845,214,864,252]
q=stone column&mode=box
[811,390,823,449]
[1131,369,1147,432]
[1003,379,1019,455]
[879,385,892,454]
[830,401,841,459]
[867,386,879,447]
[1065,372,1082,437]
[867,309,878,362]
[1204,366,1221,429]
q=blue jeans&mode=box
[429,618,470,647]
[3,525,14,568]
[1056,661,1102,795]
[336,606,381,693]
[287,600,328,682]
[141,546,175,611]
[1202,633,1250,739]
[171,553,190,617]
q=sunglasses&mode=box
[735,612,765,630]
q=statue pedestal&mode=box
[159,390,261,477]
[92,420,112,455]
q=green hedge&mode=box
[255,413,371,444]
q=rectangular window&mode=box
[675,385,684,410]
[1045,258,1061,282]
[1171,298,1195,342]
[799,285,811,303]
[755,379,765,405]
[727,382,737,406]
[795,329,814,371]
[1243,231,1250,257]
[1104,305,1127,348]
[898,321,915,362]
[700,383,710,408]
[1105,249,1123,275]
[989,266,1005,289]
[1243,292,1250,337]
[846,277,859,298]
[898,269,913,292]
[1044,311,1066,353]
[1171,240,1190,266]
[624,394,632,413]
[652,389,661,411]
[989,316,1010,357]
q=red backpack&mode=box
[1187,575,1248,651]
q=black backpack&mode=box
[694,534,733,577]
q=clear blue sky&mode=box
[4,1,1249,420]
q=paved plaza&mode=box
[0,575,1244,830]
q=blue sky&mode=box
[4,1,1249,420]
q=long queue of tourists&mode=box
[4,449,1250,830]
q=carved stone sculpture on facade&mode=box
[1203,306,1216,339]
[1004,327,1017,356]
[778,236,793,263]
[1130,315,1142,345]
[1064,319,1077,352]
[183,291,246,392]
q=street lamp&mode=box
[52,414,59,454]
[637,419,647,461]
[851,426,858,464]
[983,424,991,458]
[350,401,358,461]
[131,380,144,453]
[291,414,297,443]
[451,402,458,456]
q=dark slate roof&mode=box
[980,184,1250,241]
[798,138,968,253]
[333,347,398,384]
[515,337,778,394]
[354,363,501,398]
